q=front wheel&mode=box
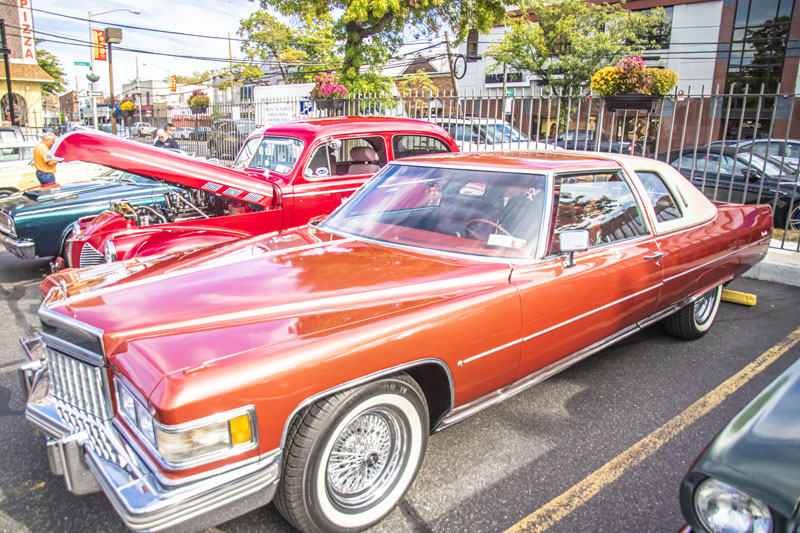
[664,284,722,340]
[275,374,429,532]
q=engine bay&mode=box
[109,184,265,227]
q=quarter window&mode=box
[392,135,452,158]
[549,172,647,254]
[636,171,683,222]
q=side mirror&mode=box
[560,229,589,268]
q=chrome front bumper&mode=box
[1,233,35,259]
[18,337,280,532]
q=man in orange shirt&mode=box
[34,132,58,184]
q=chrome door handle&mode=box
[645,253,664,260]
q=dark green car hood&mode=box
[695,357,800,519]
[0,178,160,215]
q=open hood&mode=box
[51,130,274,207]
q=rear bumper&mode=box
[1,233,35,259]
[18,336,280,532]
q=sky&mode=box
[31,0,264,97]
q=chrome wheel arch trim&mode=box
[278,358,454,451]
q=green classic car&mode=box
[679,355,800,532]
[0,168,170,260]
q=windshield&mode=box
[90,167,152,184]
[234,136,304,174]
[482,123,528,143]
[320,164,547,259]
[735,152,787,177]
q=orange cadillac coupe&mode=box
[19,150,772,532]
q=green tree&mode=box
[36,47,66,95]
[256,0,510,89]
[239,11,337,83]
[488,0,667,90]
[175,70,219,85]
[215,62,265,93]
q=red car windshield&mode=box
[321,164,548,259]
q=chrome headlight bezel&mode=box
[103,239,117,262]
[114,378,258,470]
[693,477,773,533]
[69,221,81,239]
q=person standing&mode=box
[153,126,179,150]
[34,132,58,184]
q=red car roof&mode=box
[254,116,454,144]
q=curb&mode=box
[742,242,800,287]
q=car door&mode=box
[510,170,663,378]
[289,135,387,227]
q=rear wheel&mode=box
[664,284,722,340]
[787,204,800,231]
[275,374,429,532]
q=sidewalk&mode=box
[742,240,800,287]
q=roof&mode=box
[0,63,53,82]
[396,150,624,172]
[255,116,452,142]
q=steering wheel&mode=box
[465,218,511,240]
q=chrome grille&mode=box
[45,348,110,420]
[56,403,126,468]
[79,243,106,267]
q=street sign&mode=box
[74,61,90,67]
[506,89,514,97]
[87,91,103,97]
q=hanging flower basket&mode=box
[190,105,207,114]
[121,109,134,117]
[315,98,346,111]
[604,94,661,113]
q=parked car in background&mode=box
[679,355,800,533]
[0,159,106,197]
[431,117,557,152]
[130,121,155,137]
[659,145,800,229]
[190,126,212,140]
[98,123,131,138]
[0,167,168,260]
[172,127,193,140]
[0,125,25,142]
[21,150,771,532]
[207,119,256,159]
[66,117,459,268]
[555,129,636,154]
[0,140,37,169]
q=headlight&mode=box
[115,379,256,468]
[694,478,772,533]
[104,240,117,262]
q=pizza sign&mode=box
[17,0,35,63]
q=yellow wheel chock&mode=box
[721,289,757,307]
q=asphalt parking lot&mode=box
[1,249,798,533]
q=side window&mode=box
[784,143,800,159]
[0,146,20,162]
[750,142,768,156]
[392,135,452,159]
[305,136,386,178]
[548,172,647,254]
[635,171,683,222]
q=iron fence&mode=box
[125,86,800,252]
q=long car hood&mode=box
[696,357,800,519]
[43,228,510,382]
[0,180,157,213]
[52,130,274,207]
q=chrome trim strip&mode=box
[389,160,624,175]
[279,358,454,450]
[440,323,642,428]
[460,339,523,366]
[522,283,662,342]
[283,186,361,198]
[663,240,764,284]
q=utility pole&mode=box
[108,42,116,134]
[136,57,143,123]
[445,32,459,100]
[0,21,16,126]
[228,32,235,105]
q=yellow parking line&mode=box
[506,325,800,533]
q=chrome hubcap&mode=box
[694,288,718,325]
[326,408,405,510]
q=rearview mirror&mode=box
[560,229,589,268]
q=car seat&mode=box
[348,146,380,174]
